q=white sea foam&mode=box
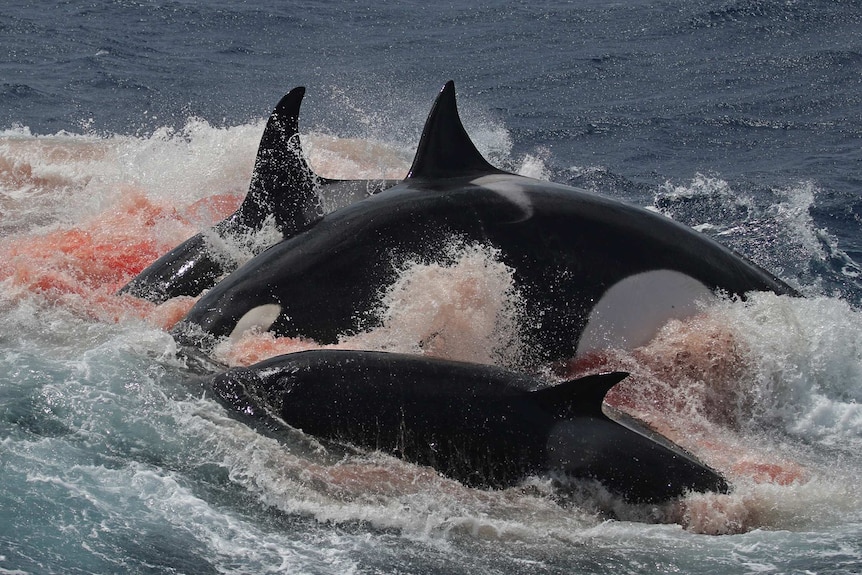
[515,149,552,181]
[0,118,393,232]
[713,293,862,448]
[343,240,526,367]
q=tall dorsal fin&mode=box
[239,87,323,236]
[406,81,504,180]
[532,372,629,418]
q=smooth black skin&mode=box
[205,349,730,503]
[175,81,796,364]
[118,87,397,303]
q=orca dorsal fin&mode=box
[406,81,504,180]
[532,372,629,418]
[240,87,323,236]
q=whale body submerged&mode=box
[205,349,729,503]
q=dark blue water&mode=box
[3,1,862,573]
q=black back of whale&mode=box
[175,81,796,364]
[118,87,397,303]
[206,349,729,503]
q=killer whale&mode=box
[174,81,797,365]
[204,349,729,503]
[119,87,397,303]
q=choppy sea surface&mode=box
[2,1,862,573]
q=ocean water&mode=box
[2,1,862,573]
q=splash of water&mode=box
[3,121,862,538]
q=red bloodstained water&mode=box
[0,189,241,328]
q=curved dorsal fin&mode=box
[532,372,629,418]
[240,87,323,236]
[406,81,504,180]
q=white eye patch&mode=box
[576,270,715,357]
[229,303,282,341]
